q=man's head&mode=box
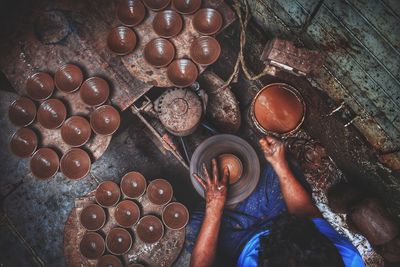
[259,215,344,267]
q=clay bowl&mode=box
[97,255,123,267]
[79,77,110,107]
[162,202,189,230]
[251,83,305,135]
[107,26,137,55]
[190,36,221,65]
[115,200,141,228]
[54,64,83,93]
[26,72,54,101]
[37,98,67,129]
[147,179,173,205]
[192,8,223,35]
[96,181,121,207]
[106,228,132,255]
[166,59,198,87]
[120,171,147,199]
[61,116,91,147]
[117,0,146,27]
[172,0,201,14]
[217,153,243,184]
[60,148,91,180]
[8,96,37,127]
[79,232,105,259]
[90,105,121,136]
[79,204,106,231]
[152,10,183,38]
[144,38,175,68]
[10,128,38,158]
[30,148,59,179]
[136,215,164,243]
[142,0,170,11]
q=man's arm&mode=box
[259,136,321,218]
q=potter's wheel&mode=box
[190,134,260,206]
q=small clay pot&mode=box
[217,154,243,184]
[190,36,221,66]
[8,97,36,127]
[115,200,141,228]
[166,59,198,87]
[106,228,132,255]
[152,10,183,38]
[54,64,83,93]
[147,179,173,205]
[37,98,67,129]
[327,182,364,214]
[79,232,105,259]
[26,72,54,101]
[192,8,223,36]
[375,237,400,263]
[162,202,189,230]
[61,116,91,147]
[79,77,110,107]
[144,38,175,68]
[60,148,91,180]
[96,181,121,207]
[117,0,146,27]
[172,0,201,14]
[90,105,121,136]
[136,215,164,243]
[142,0,170,11]
[30,148,59,179]
[10,128,38,158]
[107,26,137,55]
[120,171,147,199]
[80,204,106,231]
[97,255,123,267]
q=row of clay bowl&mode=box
[79,172,189,266]
[328,182,400,263]
[8,64,121,180]
[107,0,223,87]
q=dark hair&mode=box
[258,214,344,267]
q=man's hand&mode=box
[259,136,286,168]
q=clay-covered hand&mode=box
[193,159,229,211]
[259,135,286,167]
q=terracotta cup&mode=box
[61,116,91,147]
[37,98,67,129]
[192,8,223,35]
[90,105,121,136]
[190,36,221,65]
[136,215,164,243]
[79,232,105,259]
[117,0,146,27]
[54,63,83,93]
[217,154,243,184]
[26,72,54,101]
[120,171,147,199]
[30,147,59,179]
[80,204,106,231]
[166,58,198,87]
[96,181,121,207]
[152,10,183,38]
[10,127,38,158]
[106,228,132,255]
[8,96,37,127]
[162,202,189,230]
[115,200,141,228]
[172,0,201,14]
[107,26,137,55]
[147,179,173,205]
[97,255,123,267]
[60,148,91,180]
[142,0,170,11]
[79,77,110,107]
[144,38,175,68]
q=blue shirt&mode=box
[237,218,365,267]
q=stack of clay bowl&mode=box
[327,182,400,263]
[78,172,189,266]
[8,64,120,180]
[108,0,222,87]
